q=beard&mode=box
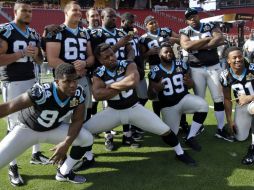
[160,56,173,64]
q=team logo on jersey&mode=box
[160,31,166,36]
[176,66,183,73]
[70,98,79,107]
[118,32,124,37]
[203,25,211,32]
[246,73,254,81]
[29,32,35,40]
[80,32,85,37]
[117,67,125,76]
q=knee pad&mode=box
[193,112,207,124]
[70,145,92,160]
[161,131,179,147]
[247,102,254,115]
[214,102,224,111]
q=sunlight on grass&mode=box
[227,169,254,187]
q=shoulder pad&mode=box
[95,66,106,77]
[119,60,130,68]
[91,29,102,38]
[30,83,47,105]
[0,23,13,39]
[249,63,254,71]
[161,27,171,33]
[179,26,189,35]
[220,69,229,87]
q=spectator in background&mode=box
[243,31,254,63]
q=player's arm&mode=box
[0,93,33,118]
[183,71,194,89]
[201,28,225,50]
[92,76,120,101]
[49,103,86,164]
[108,62,140,91]
[147,79,164,99]
[125,43,135,61]
[223,86,235,133]
[46,42,65,68]
[168,31,180,45]
[112,34,132,53]
[0,37,25,66]
[180,34,212,51]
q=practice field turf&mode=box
[0,91,254,190]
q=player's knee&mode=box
[161,130,179,147]
[197,100,209,112]
[247,102,254,115]
[77,129,94,147]
[214,102,224,111]
[235,133,248,141]
[70,145,93,160]
[193,112,207,124]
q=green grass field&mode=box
[0,90,254,190]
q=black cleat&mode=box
[8,164,24,186]
[73,157,95,172]
[122,135,141,148]
[30,151,52,165]
[215,128,234,142]
[132,132,143,141]
[185,137,202,152]
[242,145,254,165]
[55,169,86,184]
[176,152,197,166]
[105,138,114,151]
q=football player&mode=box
[220,46,254,164]
[0,63,93,184]
[120,12,147,140]
[148,43,208,151]
[46,1,94,121]
[179,8,231,141]
[90,8,138,151]
[0,0,49,186]
[139,15,179,117]
[84,43,197,166]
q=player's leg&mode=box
[190,67,207,99]
[234,104,252,141]
[161,106,181,135]
[78,76,91,120]
[43,124,93,184]
[0,124,38,186]
[84,107,121,151]
[181,94,208,151]
[129,104,196,166]
[206,64,230,140]
[242,117,254,165]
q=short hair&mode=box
[94,43,111,59]
[14,0,30,11]
[55,63,76,79]
[225,46,242,58]
[86,7,98,18]
[121,12,135,22]
[159,42,176,60]
[64,1,79,13]
[101,7,115,19]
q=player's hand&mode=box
[73,60,87,76]
[228,121,237,135]
[116,35,133,48]
[49,141,69,165]
[23,44,36,58]
[238,94,252,106]
[183,73,194,88]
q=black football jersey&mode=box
[139,28,173,66]
[119,28,144,79]
[148,60,189,108]
[94,60,138,109]
[220,63,254,99]
[46,24,90,64]
[90,28,128,61]
[19,82,85,132]
[179,22,219,67]
[0,22,40,81]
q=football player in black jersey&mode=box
[139,15,189,134]
[0,0,49,186]
[90,8,138,151]
[220,47,254,164]
[0,63,93,184]
[84,43,197,166]
[46,1,94,121]
[180,8,230,141]
[148,43,208,151]
[120,12,147,140]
